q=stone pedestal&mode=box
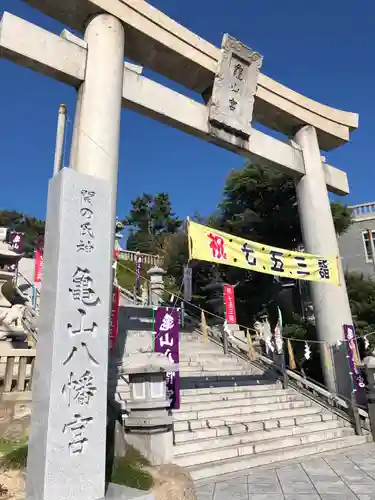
[125,430,174,466]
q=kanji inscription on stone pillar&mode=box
[26,168,113,500]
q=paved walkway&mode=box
[195,443,375,500]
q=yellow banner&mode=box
[188,220,340,286]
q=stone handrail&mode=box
[0,343,36,393]
[118,249,162,266]
[118,285,143,304]
[350,202,375,221]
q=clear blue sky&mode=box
[0,0,373,223]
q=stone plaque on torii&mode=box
[0,1,359,499]
[208,34,263,139]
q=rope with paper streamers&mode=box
[116,260,372,353]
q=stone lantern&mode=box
[122,352,178,464]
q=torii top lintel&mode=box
[22,0,358,151]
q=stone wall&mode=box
[0,394,32,441]
[338,218,375,278]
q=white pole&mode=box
[69,87,82,170]
[53,104,67,175]
[294,125,353,394]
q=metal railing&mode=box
[187,314,368,436]
[17,270,40,310]
[0,343,36,393]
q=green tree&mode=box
[123,193,182,254]
[217,164,352,247]
[164,164,353,335]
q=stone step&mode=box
[180,369,258,378]
[180,352,243,363]
[181,360,252,369]
[180,365,250,374]
[180,377,270,390]
[180,383,281,396]
[181,347,215,353]
[180,351,228,360]
[174,399,311,422]
[178,393,301,412]
[173,411,337,441]
[173,405,324,432]
[179,360,245,370]
[180,346,223,355]
[180,387,293,404]
[180,353,240,363]
[187,434,371,481]
[173,426,355,468]
[177,411,338,441]
[174,419,343,456]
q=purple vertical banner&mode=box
[8,232,23,272]
[343,324,365,392]
[154,307,180,409]
[135,256,141,293]
[10,231,23,253]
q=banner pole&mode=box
[186,217,192,261]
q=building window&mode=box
[362,230,375,262]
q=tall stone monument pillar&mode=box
[294,125,353,393]
[26,169,113,500]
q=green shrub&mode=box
[110,445,153,491]
[0,438,28,469]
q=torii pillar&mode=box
[71,13,125,249]
[295,125,353,394]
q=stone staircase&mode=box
[107,301,371,481]
[173,330,371,481]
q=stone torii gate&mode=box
[0,2,358,499]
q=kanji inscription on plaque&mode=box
[208,33,263,138]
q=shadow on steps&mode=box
[180,373,277,390]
